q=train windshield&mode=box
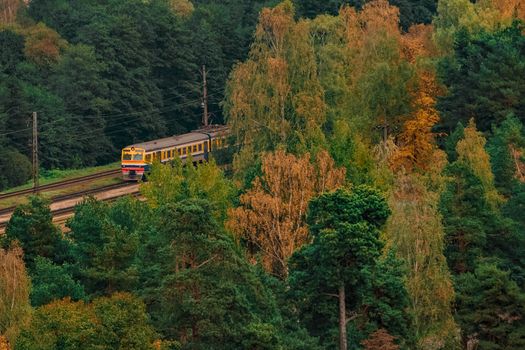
[122,149,143,161]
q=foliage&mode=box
[361,328,399,350]
[438,24,525,132]
[289,186,412,348]
[67,197,142,296]
[295,0,437,30]
[393,24,442,172]
[141,158,234,223]
[0,0,275,185]
[455,119,502,206]
[0,244,31,346]
[3,196,70,270]
[454,263,525,349]
[15,293,156,350]
[224,0,328,171]
[386,173,460,348]
[434,0,525,52]
[227,150,345,277]
[29,256,86,307]
[487,115,525,195]
[137,198,288,348]
[440,120,525,283]
[0,149,32,191]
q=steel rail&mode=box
[0,169,121,201]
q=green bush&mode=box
[0,149,32,190]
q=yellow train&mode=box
[121,125,228,181]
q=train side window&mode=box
[145,154,151,162]
[177,148,181,156]
[183,148,186,155]
[198,143,202,152]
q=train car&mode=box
[121,125,228,181]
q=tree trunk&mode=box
[383,115,388,142]
[338,284,348,350]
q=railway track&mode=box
[0,183,139,233]
[0,169,121,201]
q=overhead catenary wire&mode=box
[37,108,221,145]
[0,92,222,139]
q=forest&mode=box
[1,0,525,349]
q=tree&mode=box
[456,119,502,205]
[227,150,345,277]
[361,329,399,350]
[309,1,414,169]
[224,0,327,172]
[487,116,525,195]
[386,172,460,348]
[21,23,67,67]
[50,44,112,166]
[441,119,525,284]
[141,158,234,223]
[16,293,156,350]
[439,120,525,278]
[295,0,437,30]
[169,0,194,17]
[392,24,442,172]
[91,293,157,350]
[29,257,86,307]
[360,250,413,347]
[0,244,30,347]
[67,197,141,296]
[454,263,525,349]
[289,186,391,350]
[0,0,23,24]
[137,198,286,348]
[437,24,525,132]
[3,196,70,270]
[0,149,32,191]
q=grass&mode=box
[1,162,120,194]
[0,162,123,210]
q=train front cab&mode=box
[121,147,148,181]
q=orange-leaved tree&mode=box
[227,149,345,278]
[361,329,399,350]
[392,24,442,172]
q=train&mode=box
[121,125,229,181]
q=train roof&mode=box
[124,126,229,152]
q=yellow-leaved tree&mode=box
[457,119,504,206]
[224,0,327,177]
[386,169,460,349]
[0,244,31,347]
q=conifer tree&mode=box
[455,263,525,349]
[289,186,408,349]
[3,196,70,270]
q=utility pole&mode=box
[202,65,209,127]
[32,112,39,193]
